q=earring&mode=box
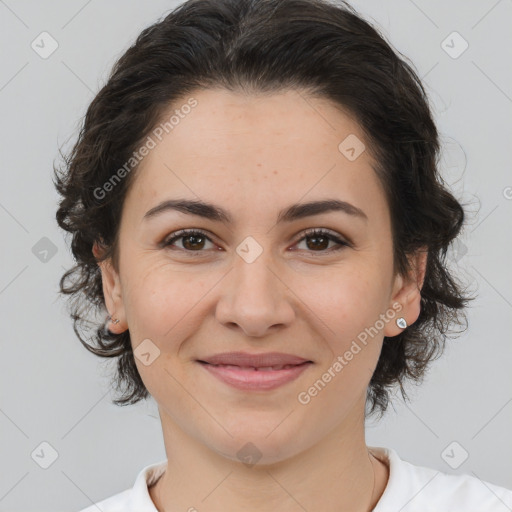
[396,317,407,329]
[109,315,120,325]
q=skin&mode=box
[94,88,427,512]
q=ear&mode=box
[384,248,428,337]
[93,241,127,334]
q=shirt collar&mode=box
[128,458,167,511]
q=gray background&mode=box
[0,0,511,510]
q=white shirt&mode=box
[77,446,512,511]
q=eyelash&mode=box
[161,228,350,256]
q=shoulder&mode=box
[75,459,167,512]
[371,446,512,512]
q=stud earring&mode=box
[396,317,407,329]
[109,315,120,325]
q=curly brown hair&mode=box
[54,0,470,418]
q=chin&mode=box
[204,421,308,466]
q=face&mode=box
[97,88,425,464]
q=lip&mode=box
[197,351,312,367]
[196,352,313,391]
[198,361,313,391]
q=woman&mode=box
[55,0,512,510]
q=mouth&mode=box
[197,351,313,368]
[198,362,309,371]
[196,354,313,391]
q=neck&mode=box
[149,406,388,512]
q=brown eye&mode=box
[181,233,206,250]
[294,229,349,253]
[305,233,330,251]
[163,230,215,251]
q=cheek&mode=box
[298,270,390,411]
[297,264,392,407]
[304,265,390,341]
[121,259,217,342]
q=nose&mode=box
[215,250,295,337]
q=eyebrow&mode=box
[143,198,368,224]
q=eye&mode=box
[292,228,350,254]
[162,229,216,252]
[161,228,350,255]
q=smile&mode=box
[197,361,313,391]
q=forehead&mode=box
[151,87,366,163]
[125,88,387,221]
